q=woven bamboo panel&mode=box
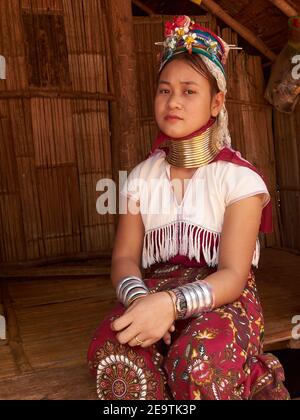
[8,100,34,158]
[222,34,278,247]
[22,12,71,88]
[63,0,106,54]
[0,100,19,194]
[138,119,159,160]
[16,157,46,260]
[31,98,75,166]
[63,0,109,92]
[0,194,26,262]
[0,0,114,265]
[68,54,108,93]
[80,172,115,251]
[222,27,279,246]
[72,98,114,251]
[72,99,111,174]
[222,28,266,103]
[35,165,82,257]
[226,101,279,247]
[273,102,300,251]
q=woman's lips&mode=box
[164,116,183,121]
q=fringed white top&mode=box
[120,149,270,269]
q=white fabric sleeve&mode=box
[119,162,143,203]
[223,164,271,208]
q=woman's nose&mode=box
[167,94,183,109]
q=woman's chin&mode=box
[160,126,190,139]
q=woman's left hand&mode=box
[110,292,175,348]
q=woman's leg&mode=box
[164,270,290,400]
[87,302,172,400]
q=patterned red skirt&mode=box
[87,263,290,400]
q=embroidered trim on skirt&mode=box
[87,263,290,400]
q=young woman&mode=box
[87,15,290,400]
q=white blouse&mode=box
[120,149,270,269]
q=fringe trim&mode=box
[142,221,260,269]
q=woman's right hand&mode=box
[163,324,176,346]
[130,295,175,346]
[127,290,175,346]
[111,292,176,348]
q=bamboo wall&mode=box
[133,16,280,248]
[273,103,300,251]
[222,28,279,248]
[0,0,115,265]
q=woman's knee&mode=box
[164,312,247,398]
[87,303,125,374]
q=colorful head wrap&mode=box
[156,15,229,75]
[153,15,241,151]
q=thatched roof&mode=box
[133,0,300,64]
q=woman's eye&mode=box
[158,89,196,94]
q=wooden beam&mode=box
[268,0,299,17]
[132,0,156,16]
[190,0,277,61]
[0,90,115,101]
[105,0,142,224]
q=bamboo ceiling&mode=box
[133,0,300,63]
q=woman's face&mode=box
[154,59,222,138]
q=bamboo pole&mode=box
[268,0,299,17]
[132,0,156,16]
[189,0,277,61]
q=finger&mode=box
[163,332,171,346]
[116,324,140,345]
[127,335,147,348]
[110,314,132,332]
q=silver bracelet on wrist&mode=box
[116,275,143,296]
[173,280,215,319]
[116,276,149,307]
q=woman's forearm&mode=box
[204,268,249,309]
[110,256,143,289]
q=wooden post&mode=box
[105,0,142,181]
[190,0,277,61]
[268,0,299,17]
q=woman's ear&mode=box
[211,91,225,117]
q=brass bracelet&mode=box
[165,290,177,321]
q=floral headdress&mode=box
[153,15,242,150]
[155,15,232,75]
